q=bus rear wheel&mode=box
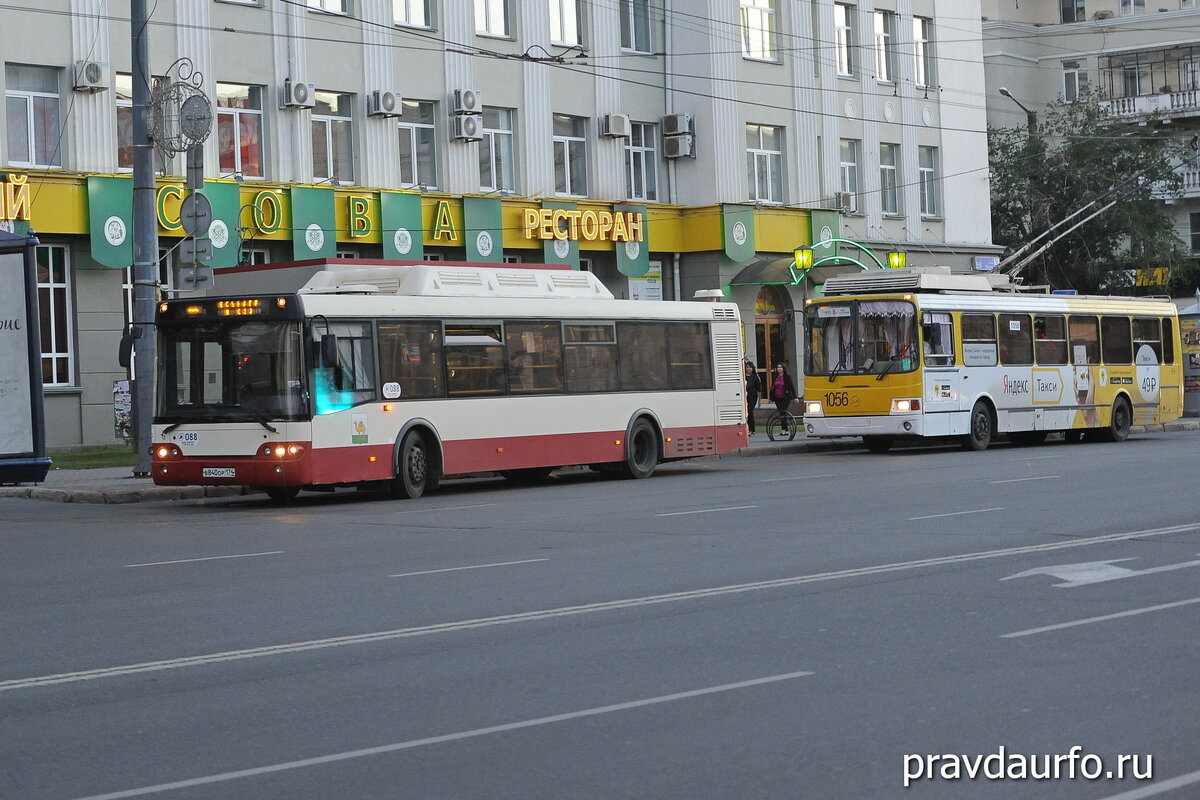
[1104,397,1132,443]
[963,401,993,451]
[622,419,660,479]
[393,431,438,499]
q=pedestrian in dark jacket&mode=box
[771,362,797,425]
[744,360,761,434]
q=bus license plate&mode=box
[202,467,236,478]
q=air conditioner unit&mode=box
[368,89,402,117]
[662,112,693,137]
[663,134,694,159]
[600,113,631,138]
[73,60,109,93]
[833,191,853,211]
[452,114,484,141]
[282,78,315,109]
[451,88,481,114]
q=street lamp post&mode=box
[999,86,1038,133]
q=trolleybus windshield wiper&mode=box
[875,358,896,380]
[828,350,850,382]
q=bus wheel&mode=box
[863,436,893,453]
[622,419,660,479]
[499,467,554,484]
[393,431,435,499]
[963,401,993,451]
[1105,397,1132,443]
[264,486,300,502]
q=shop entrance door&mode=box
[753,286,790,408]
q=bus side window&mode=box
[378,321,444,399]
[667,322,713,389]
[961,313,997,366]
[1034,315,1067,365]
[1068,315,1100,365]
[1132,317,1162,363]
[999,313,1033,365]
[505,321,564,394]
[1100,317,1132,365]
[921,312,954,366]
[1163,317,1176,364]
[564,323,617,393]
[617,322,669,391]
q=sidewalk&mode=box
[2,420,1195,504]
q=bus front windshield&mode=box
[806,299,918,376]
[156,319,307,423]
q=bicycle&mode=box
[764,409,800,442]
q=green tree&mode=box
[989,90,1199,295]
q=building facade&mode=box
[2,0,995,448]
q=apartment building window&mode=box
[398,99,437,189]
[480,107,514,193]
[393,0,430,27]
[554,114,588,197]
[1191,212,1200,251]
[1119,0,1145,14]
[880,143,900,216]
[37,244,72,386]
[115,73,167,172]
[874,10,897,83]
[918,146,940,218]
[475,0,508,36]
[307,0,347,12]
[216,83,264,179]
[839,139,860,213]
[549,0,581,46]
[834,4,855,77]
[1063,61,1089,101]
[740,0,776,61]
[1181,58,1200,91]
[620,0,652,53]
[312,91,353,183]
[1183,0,1197,8]
[1061,0,1086,22]
[746,124,783,204]
[6,64,61,168]
[913,17,933,89]
[625,122,658,201]
[1120,55,1149,97]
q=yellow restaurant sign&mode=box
[522,207,643,243]
[1,175,32,221]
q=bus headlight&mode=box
[805,400,823,415]
[891,398,921,413]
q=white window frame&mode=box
[1183,0,1197,8]
[620,0,652,54]
[746,124,783,205]
[625,121,658,202]
[398,99,438,189]
[549,0,581,46]
[38,244,73,386]
[918,146,940,218]
[913,17,933,89]
[307,0,347,13]
[393,0,431,27]
[879,143,901,216]
[874,10,897,83]
[215,83,265,179]
[6,68,61,169]
[740,0,776,61]
[1063,61,1090,101]
[1119,0,1146,14]
[480,107,515,193]
[553,114,588,197]
[1061,0,1086,22]
[834,4,855,77]
[475,0,508,37]
[839,138,860,214]
[312,91,354,183]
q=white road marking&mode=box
[1002,597,1200,639]
[909,507,1005,521]
[1007,454,1064,461]
[989,476,1060,484]
[1093,768,1200,800]
[68,671,813,800]
[387,503,497,515]
[655,505,757,517]
[390,558,549,578]
[124,551,283,568]
[759,474,840,483]
[4,520,1197,693]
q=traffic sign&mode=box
[179,237,213,263]
[179,192,212,237]
[177,264,215,292]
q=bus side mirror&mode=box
[320,333,339,368]
[118,325,136,369]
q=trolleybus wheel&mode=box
[393,431,436,499]
[622,418,660,479]
[499,467,555,484]
[1105,397,1132,443]
[963,401,993,451]
[264,486,300,503]
[863,436,893,453]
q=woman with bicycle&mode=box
[770,362,797,431]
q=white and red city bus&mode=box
[152,261,746,500]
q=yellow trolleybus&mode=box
[802,268,1183,452]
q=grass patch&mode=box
[49,447,138,470]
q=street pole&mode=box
[131,0,158,477]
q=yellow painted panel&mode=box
[646,205,683,251]
[679,205,723,252]
[502,201,540,250]
[26,177,88,234]
[755,208,811,253]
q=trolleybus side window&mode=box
[999,313,1033,365]
[378,320,444,399]
[617,322,670,391]
[1034,314,1068,365]
[1068,315,1100,365]
[961,313,997,366]
[564,323,618,393]
[445,323,506,396]
[1100,316,1132,365]
[1132,317,1162,363]
[667,322,714,389]
[921,311,954,366]
[505,321,564,394]
[1162,317,1176,364]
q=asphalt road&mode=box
[2,431,1199,799]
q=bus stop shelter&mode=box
[0,228,51,484]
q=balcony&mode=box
[1102,88,1200,120]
